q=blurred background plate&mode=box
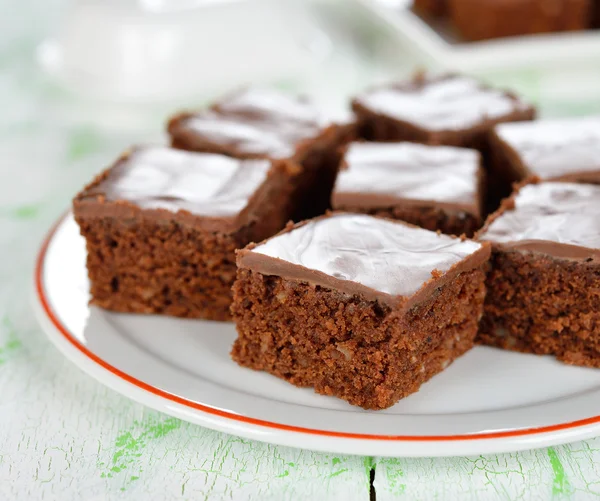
[354,0,600,72]
[33,0,600,125]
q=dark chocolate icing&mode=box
[238,213,489,308]
[479,182,600,261]
[175,88,326,159]
[354,74,532,132]
[81,146,271,219]
[332,142,480,212]
[495,116,600,180]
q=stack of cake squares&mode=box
[73,74,600,410]
[413,0,595,42]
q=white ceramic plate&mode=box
[33,213,600,457]
[354,0,600,72]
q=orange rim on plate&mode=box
[34,214,600,442]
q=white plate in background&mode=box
[354,0,600,72]
[32,213,600,457]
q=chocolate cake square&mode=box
[231,213,490,409]
[167,87,355,219]
[593,0,600,27]
[449,0,591,42]
[413,0,447,17]
[331,142,484,236]
[477,181,600,367]
[351,74,535,150]
[490,116,600,198]
[73,146,297,321]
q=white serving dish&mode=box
[354,0,600,72]
[33,214,600,457]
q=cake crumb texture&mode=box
[76,216,253,321]
[231,267,486,409]
[479,250,600,367]
[342,205,481,237]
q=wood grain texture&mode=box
[375,444,600,500]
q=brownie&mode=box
[413,0,448,17]
[73,146,297,321]
[594,0,600,26]
[477,181,600,367]
[167,87,355,219]
[231,213,490,409]
[352,74,535,152]
[489,117,600,202]
[331,142,484,236]
[449,0,591,41]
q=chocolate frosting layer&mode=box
[479,182,600,260]
[239,213,488,308]
[81,146,271,219]
[332,142,480,212]
[353,74,531,132]
[495,116,600,180]
[175,88,326,159]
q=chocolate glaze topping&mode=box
[174,88,326,159]
[479,182,600,261]
[76,146,272,230]
[238,213,489,308]
[494,116,600,180]
[353,74,531,132]
[332,142,480,212]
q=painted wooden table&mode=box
[4,1,600,499]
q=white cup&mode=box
[39,0,330,103]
